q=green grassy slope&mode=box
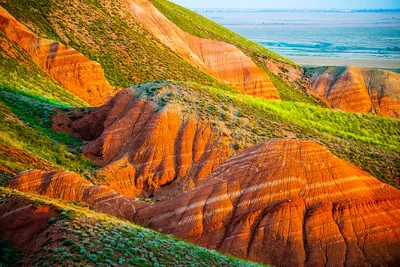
[0,187,264,266]
[0,87,96,184]
[151,0,318,104]
[0,0,230,90]
[0,32,88,106]
[137,81,400,186]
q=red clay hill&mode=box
[304,66,400,118]
[52,83,234,198]
[8,139,400,267]
[0,6,115,106]
[134,139,400,266]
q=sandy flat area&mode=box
[289,56,400,70]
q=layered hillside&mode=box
[305,66,400,118]
[152,0,400,118]
[123,0,278,99]
[0,0,400,266]
[0,6,115,106]
[135,139,400,267]
[0,187,262,266]
[7,140,400,266]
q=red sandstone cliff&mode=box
[8,139,400,266]
[135,139,400,267]
[52,85,234,198]
[122,0,279,99]
[0,6,115,106]
[305,66,400,118]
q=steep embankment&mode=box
[135,139,400,267]
[0,6,115,106]
[52,81,400,189]
[305,66,400,118]
[152,0,400,117]
[0,187,262,266]
[7,170,142,219]
[52,84,235,198]
[123,0,279,99]
[8,139,400,266]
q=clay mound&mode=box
[0,6,115,106]
[135,139,400,266]
[307,66,400,118]
[8,170,145,220]
[0,143,54,176]
[123,0,279,100]
[52,84,233,198]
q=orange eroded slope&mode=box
[7,139,400,266]
[135,139,400,266]
[8,170,146,220]
[0,6,115,106]
[307,66,400,118]
[122,0,279,99]
[52,86,233,198]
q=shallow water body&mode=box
[197,10,400,68]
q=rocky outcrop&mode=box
[123,0,279,99]
[135,139,400,266]
[52,85,233,198]
[305,66,400,118]
[0,6,115,106]
[8,170,145,220]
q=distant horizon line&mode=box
[192,8,400,12]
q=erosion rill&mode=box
[123,0,279,99]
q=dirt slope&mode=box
[52,84,234,198]
[305,66,400,118]
[123,0,279,99]
[0,6,115,106]
[134,139,400,266]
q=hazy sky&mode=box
[170,0,400,9]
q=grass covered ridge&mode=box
[135,81,400,186]
[151,0,320,103]
[0,187,265,266]
[0,0,231,90]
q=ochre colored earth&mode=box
[134,139,400,267]
[306,66,400,118]
[122,0,279,100]
[0,197,59,251]
[8,139,400,266]
[52,87,234,198]
[8,170,146,220]
[0,6,115,106]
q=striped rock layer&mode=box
[52,87,233,198]
[135,139,400,267]
[123,0,279,99]
[0,6,114,106]
[307,66,400,118]
[8,139,400,266]
[8,170,145,220]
